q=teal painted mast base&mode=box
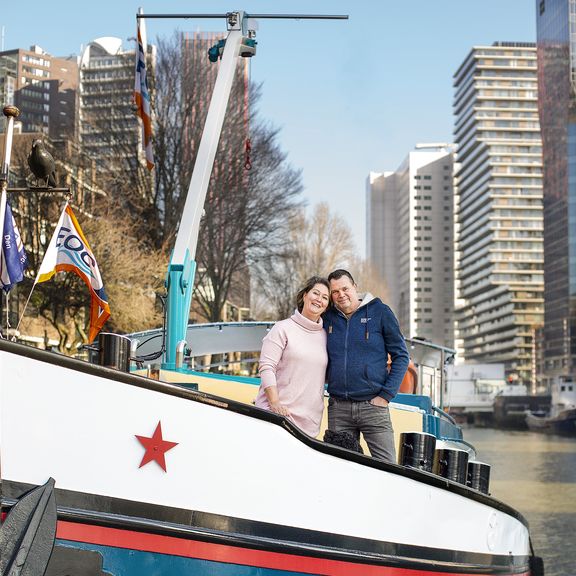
[163,251,196,370]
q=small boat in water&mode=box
[526,379,576,435]
[0,10,544,576]
[493,384,551,430]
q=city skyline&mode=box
[1,1,536,256]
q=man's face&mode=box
[330,275,360,315]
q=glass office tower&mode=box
[536,0,576,384]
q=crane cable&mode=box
[243,57,252,171]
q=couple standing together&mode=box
[255,269,409,464]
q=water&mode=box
[465,428,576,576]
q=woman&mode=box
[255,276,330,437]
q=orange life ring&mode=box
[388,356,417,394]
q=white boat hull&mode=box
[0,341,536,574]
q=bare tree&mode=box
[150,33,198,248]
[193,122,303,321]
[81,211,166,333]
[255,202,357,319]
[27,274,91,352]
[296,202,356,274]
[348,256,389,302]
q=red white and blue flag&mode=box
[36,202,110,343]
[0,188,28,292]
[134,12,154,170]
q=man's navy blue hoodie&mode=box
[323,293,409,402]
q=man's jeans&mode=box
[327,397,396,464]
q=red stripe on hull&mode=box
[56,521,530,576]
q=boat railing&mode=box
[432,405,457,425]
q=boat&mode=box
[1,10,544,576]
[493,384,551,430]
[525,378,576,435]
[493,383,551,430]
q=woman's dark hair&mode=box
[327,269,355,285]
[296,276,330,312]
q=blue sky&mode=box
[1,1,536,256]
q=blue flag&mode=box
[0,189,28,292]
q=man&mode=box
[323,269,409,463]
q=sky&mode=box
[1,1,536,257]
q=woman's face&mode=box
[301,283,330,321]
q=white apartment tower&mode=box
[367,144,455,348]
[453,43,544,386]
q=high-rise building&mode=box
[536,0,576,385]
[367,170,400,312]
[0,45,78,139]
[79,37,154,172]
[367,144,455,347]
[453,43,544,386]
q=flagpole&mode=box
[11,286,34,341]
[1,105,20,189]
[1,106,20,337]
[0,106,20,248]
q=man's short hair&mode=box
[328,269,355,285]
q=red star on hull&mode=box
[136,421,178,472]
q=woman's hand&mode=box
[264,386,291,417]
[270,401,291,417]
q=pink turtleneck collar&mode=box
[291,309,324,331]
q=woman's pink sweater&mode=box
[255,310,327,437]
